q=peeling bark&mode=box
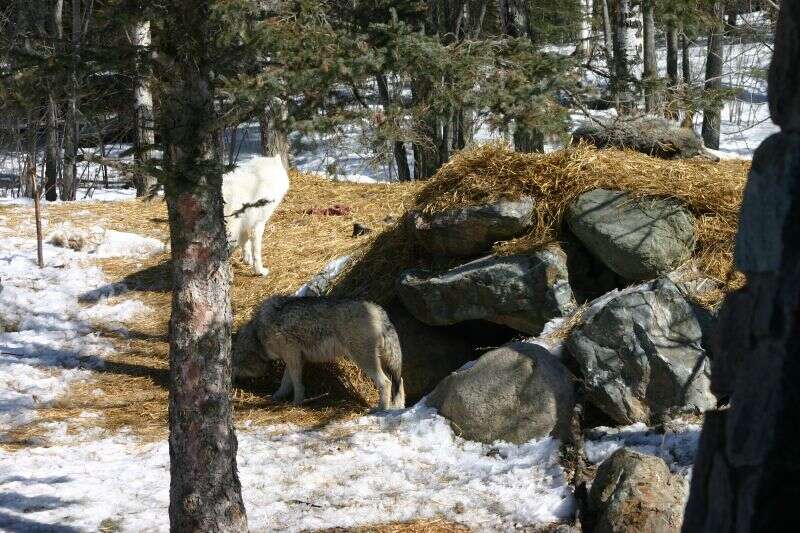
[158,0,248,530]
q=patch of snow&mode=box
[0,231,150,431]
[0,406,575,532]
[585,420,701,477]
[94,230,165,258]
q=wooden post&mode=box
[29,163,44,268]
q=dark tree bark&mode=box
[258,97,290,170]
[702,1,724,149]
[157,0,248,530]
[642,0,657,112]
[45,95,59,201]
[665,23,680,120]
[44,0,63,202]
[682,2,800,531]
[375,74,411,181]
[61,0,84,201]
[681,32,694,128]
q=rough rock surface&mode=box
[588,449,687,533]
[396,249,575,335]
[427,341,576,444]
[566,279,715,425]
[566,189,696,280]
[410,198,535,257]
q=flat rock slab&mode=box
[588,449,687,533]
[410,197,535,257]
[566,278,715,425]
[566,189,696,281]
[396,249,575,335]
[427,341,576,444]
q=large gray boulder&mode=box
[396,249,576,335]
[566,189,696,281]
[588,449,687,533]
[385,302,480,403]
[410,198,535,257]
[427,341,576,444]
[566,279,715,425]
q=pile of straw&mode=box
[333,143,749,304]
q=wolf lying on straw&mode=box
[222,156,289,276]
[233,296,406,410]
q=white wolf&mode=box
[222,156,289,276]
[233,296,406,410]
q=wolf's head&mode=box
[232,320,270,378]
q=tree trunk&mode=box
[681,32,694,128]
[45,95,59,201]
[577,0,594,59]
[258,97,290,170]
[61,0,82,201]
[612,0,643,113]
[682,3,800,530]
[601,0,614,73]
[411,76,442,179]
[375,74,411,181]
[665,23,680,120]
[702,1,724,149]
[158,0,248,530]
[726,7,737,28]
[132,19,157,197]
[513,126,545,153]
[45,0,63,202]
[642,0,657,113]
[21,112,37,199]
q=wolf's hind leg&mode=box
[362,356,392,410]
[251,221,268,276]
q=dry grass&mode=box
[331,143,749,304]
[1,171,419,444]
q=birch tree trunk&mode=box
[158,0,248,530]
[642,0,657,113]
[702,1,724,149]
[683,2,800,530]
[577,0,594,59]
[601,0,614,73]
[612,0,643,113]
[132,19,156,197]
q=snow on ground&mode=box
[585,421,701,478]
[0,210,577,532]
[0,406,574,532]
[0,227,160,431]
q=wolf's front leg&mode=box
[283,357,305,405]
[271,367,293,401]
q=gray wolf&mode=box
[222,156,289,276]
[572,117,720,160]
[233,296,405,409]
